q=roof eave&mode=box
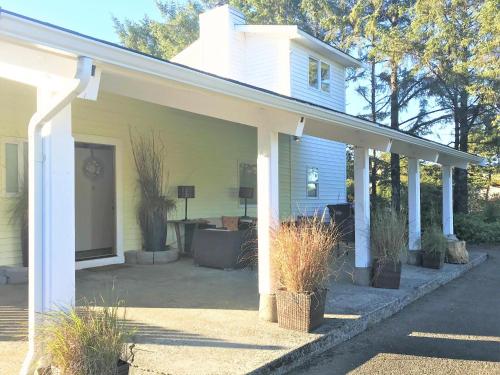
[0,9,483,167]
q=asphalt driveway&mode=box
[289,244,500,375]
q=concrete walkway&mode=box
[0,248,488,375]
[289,245,500,375]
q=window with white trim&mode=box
[2,140,27,196]
[306,167,319,198]
[308,57,331,93]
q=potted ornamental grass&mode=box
[41,298,135,375]
[371,208,407,289]
[421,226,447,269]
[272,213,341,332]
[130,128,176,254]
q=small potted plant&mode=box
[421,226,447,269]
[272,213,341,332]
[41,298,135,375]
[371,208,407,289]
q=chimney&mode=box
[198,5,246,78]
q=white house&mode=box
[173,6,361,218]
[0,5,483,374]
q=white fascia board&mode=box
[0,10,483,167]
[294,29,363,68]
[235,24,362,68]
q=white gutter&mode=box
[21,56,93,375]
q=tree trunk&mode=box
[453,93,469,214]
[390,59,400,211]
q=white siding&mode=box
[290,41,346,111]
[173,5,348,221]
[243,34,290,95]
[279,133,292,218]
[290,135,347,219]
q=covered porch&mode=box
[0,9,484,374]
[0,248,488,374]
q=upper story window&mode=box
[308,57,331,93]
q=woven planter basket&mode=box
[276,288,328,332]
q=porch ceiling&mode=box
[0,8,484,168]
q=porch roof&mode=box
[0,8,484,169]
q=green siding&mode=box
[0,79,293,265]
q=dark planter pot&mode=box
[422,251,445,269]
[117,359,131,375]
[140,208,168,252]
[51,361,130,375]
[21,223,29,267]
[372,259,402,289]
[276,288,327,332]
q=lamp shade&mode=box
[239,187,254,199]
[178,185,195,199]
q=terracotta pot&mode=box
[276,288,327,332]
[372,259,402,289]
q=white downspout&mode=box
[21,56,93,375]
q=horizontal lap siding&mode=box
[279,134,292,219]
[0,79,260,263]
[288,43,348,219]
[0,80,34,266]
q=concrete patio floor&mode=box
[0,247,488,375]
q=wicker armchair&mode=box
[192,224,256,270]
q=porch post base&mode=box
[259,293,277,322]
[407,250,423,266]
[353,267,371,286]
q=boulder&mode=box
[446,239,469,264]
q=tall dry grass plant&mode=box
[371,208,407,265]
[41,298,135,375]
[271,213,341,293]
[130,128,176,252]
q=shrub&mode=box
[455,213,500,244]
[271,213,341,293]
[421,226,448,255]
[371,208,407,265]
[42,299,135,375]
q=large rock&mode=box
[446,239,469,264]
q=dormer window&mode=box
[308,57,330,93]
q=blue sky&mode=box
[0,0,451,144]
[0,0,159,43]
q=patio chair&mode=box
[327,203,355,244]
[192,221,256,270]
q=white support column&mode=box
[28,90,76,352]
[407,158,422,265]
[354,146,371,286]
[257,126,279,322]
[442,165,454,237]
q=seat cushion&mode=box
[222,216,239,231]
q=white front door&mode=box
[75,142,116,261]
